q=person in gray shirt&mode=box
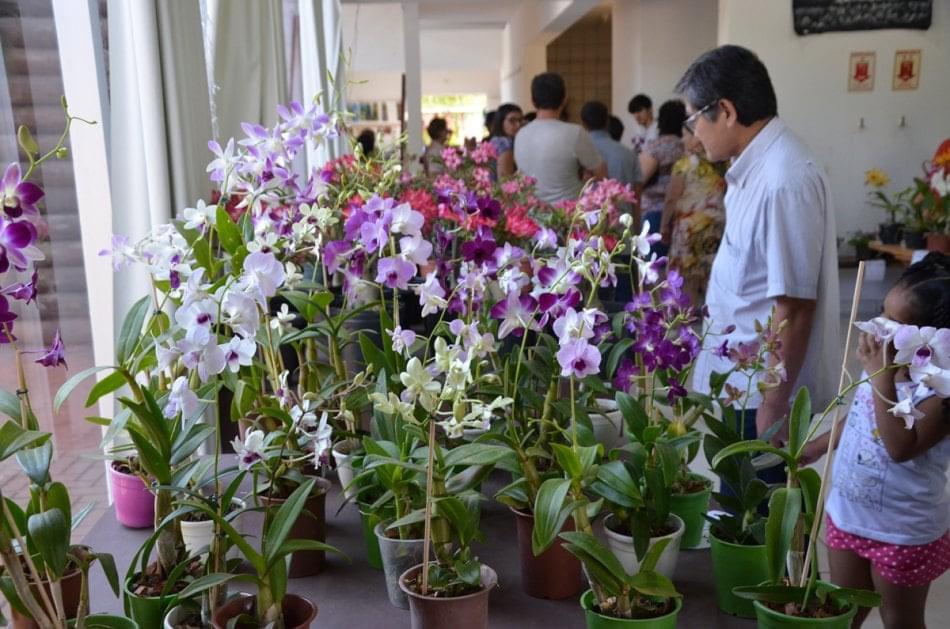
[581,100,642,192]
[514,73,605,203]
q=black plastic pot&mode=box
[878,222,903,245]
[904,230,927,249]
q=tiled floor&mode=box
[2,262,948,626]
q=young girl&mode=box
[815,253,950,628]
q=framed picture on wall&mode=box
[892,49,922,90]
[848,51,875,91]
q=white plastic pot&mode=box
[163,604,197,628]
[602,513,684,580]
[587,399,626,452]
[179,499,245,562]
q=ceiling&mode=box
[340,0,522,30]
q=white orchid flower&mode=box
[233,429,265,470]
[163,376,200,419]
[887,397,925,430]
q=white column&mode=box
[51,0,115,498]
[402,2,423,172]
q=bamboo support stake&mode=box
[799,262,866,585]
[420,417,437,595]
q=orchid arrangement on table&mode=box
[910,140,950,235]
[0,103,123,629]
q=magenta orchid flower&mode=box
[490,292,539,339]
[1,163,44,219]
[1,270,38,304]
[0,218,41,273]
[35,329,66,369]
[0,295,16,343]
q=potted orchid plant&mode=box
[0,108,128,628]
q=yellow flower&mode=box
[864,168,890,188]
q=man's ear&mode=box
[719,99,739,128]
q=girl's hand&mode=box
[856,332,892,381]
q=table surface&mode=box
[82,471,756,628]
[868,240,915,264]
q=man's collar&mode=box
[589,129,610,138]
[726,117,785,188]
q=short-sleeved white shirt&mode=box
[514,119,603,203]
[693,118,840,410]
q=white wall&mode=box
[611,0,719,147]
[718,0,950,238]
[500,1,548,107]
[342,4,502,102]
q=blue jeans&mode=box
[718,409,787,512]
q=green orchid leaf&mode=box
[532,478,572,555]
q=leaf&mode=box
[532,478,572,555]
[85,370,127,407]
[639,537,670,572]
[116,296,152,365]
[435,497,477,546]
[733,584,807,603]
[28,508,69,579]
[0,421,50,461]
[615,391,648,441]
[628,569,680,598]
[45,482,72,532]
[264,478,316,564]
[0,389,23,423]
[96,551,121,597]
[550,443,583,479]
[443,443,515,469]
[216,206,244,254]
[591,460,642,508]
[606,338,635,378]
[559,531,627,590]
[15,441,52,485]
[828,586,882,608]
[797,467,821,516]
[765,488,802,584]
[176,572,244,600]
[788,387,812,459]
[54,365,116,412]
[711,440,796,470]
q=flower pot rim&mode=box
[213,592,317,628]
[580,588,683,622]
[509,506,534,519]
[709,527,766,549]
[256,476,332,501]
[397,561,497,602]
[373,520,424,543]
[752,597,857,624]
[603,513,684,542]
[331,441,362,457]
[671,473,714,496]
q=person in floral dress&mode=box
[661,130,726,306]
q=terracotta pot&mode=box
[109,462,154,529]
[399,562,497,629]
[511,507,582,599]
[212,593,317,629]
[257,477,331,578]
[10,566,82,629]
[927,232,950,254]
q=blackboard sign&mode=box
[793,1,932,35]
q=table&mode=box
[868,241,915,265]
[82,472,755,628]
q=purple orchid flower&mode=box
[1,270,38,304]
[376,256,416,290]
[557,339,601,379]
[323,240,351,275]
[476,196,501,221]
[613,357,639,394]
[490,292,538,338]
[359,219,388,254]
[1,163,44,219]
[35,329,66,369]
[0,218,39,273]
[0,295,16,342]
[667,380,688,402]
[461,232,498,269]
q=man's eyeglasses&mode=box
[683,100,718,135]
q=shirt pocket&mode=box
[711,236,750,295]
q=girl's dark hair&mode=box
[491,103,522,138]
[897,252,950,328]
[657,100,687,137]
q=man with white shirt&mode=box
[627,93,658,154]
[677,46,840,480]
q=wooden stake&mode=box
[420,417,437,595]
[799,262,866,585]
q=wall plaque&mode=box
[793,1,932,35]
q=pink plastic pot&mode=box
[109,462,154,529]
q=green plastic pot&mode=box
[709,530,768,618]
[68,615,139,628]
[669,474,712,548]
[752,588,857,629]
[580,590,681,628]
[123,575,176,628]
[359,505,384,570]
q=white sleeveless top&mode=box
[827,378,950,545]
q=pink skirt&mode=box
[825,516,950,587]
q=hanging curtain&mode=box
[300,0,347,171]
[206,0,288,144]
[108,0,212,322]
